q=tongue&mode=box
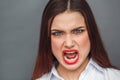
[65,53,76,59]
[63,52,79,65]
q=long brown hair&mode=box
[32,0,114,79]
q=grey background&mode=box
[0,0,120,80]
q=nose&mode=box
[64,35,75,49]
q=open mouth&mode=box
[63,50,79,65]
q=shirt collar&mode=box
[89,59,105,73]
[49,58,105,80]
[50,65,64,80]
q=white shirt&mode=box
[37,59,120,80]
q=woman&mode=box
[32,0,120,80]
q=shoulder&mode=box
[36,72,51,80]
[36,65,59,80]
[90,59,120,80]
[105,68,120,80]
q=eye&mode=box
[72,28,84,35]
[51,31,63,36]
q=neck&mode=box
[57,58,89,80]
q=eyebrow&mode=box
[51,29,63,32]
[72,26,85,31]
[51,26,85,32]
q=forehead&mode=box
[51,11,86,29]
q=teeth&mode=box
[63,50,79,64]
[64,52,78,59]
[65,52,77,54]
[63,54,79,64]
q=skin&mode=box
[51,11,91,80]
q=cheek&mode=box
[77,33,90,50]
[81,35,90,46]
[51,38,63,53]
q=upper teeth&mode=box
[65,52,76,54]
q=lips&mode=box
[62,50,79,65]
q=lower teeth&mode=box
[64,54,79,64]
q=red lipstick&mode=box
[62,50,79,65]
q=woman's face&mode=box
[51,11,90,70]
